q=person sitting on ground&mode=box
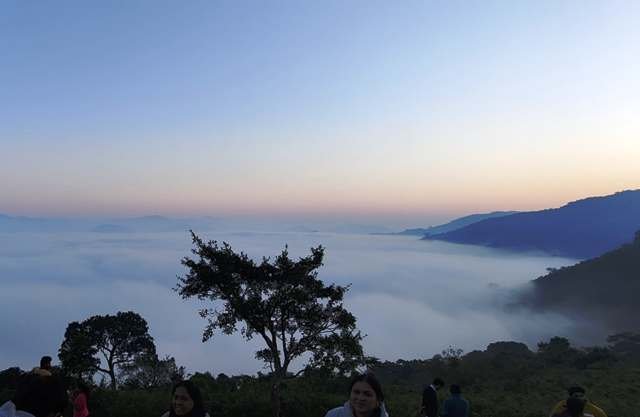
[421,377,444,417]
[441,384,469,417]
[70,381,90,417]
[31,356,53,377]
[161,380,210,417]
[0,373,67,417]
[325,372,389,417]
[549,386,607,417]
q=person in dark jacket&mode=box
[549,385,607,417]
[421,377,444,417]
[552,397,587,417]
[0,373,67,417]
[441,384,469,417]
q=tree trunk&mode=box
[108,365,117,390]
[270,378,281,417]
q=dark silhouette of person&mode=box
[71,381,91,417]
[32,356,53,377]
[549,386,607,417]
[552,397,587,417]
[0,373,67,417]
[421,377,444,417]
[441,384,469,417]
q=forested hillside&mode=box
[522,232,640,332]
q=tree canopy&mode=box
[119,354,186,389]
[58,311,156,389]
[176,232,365,416]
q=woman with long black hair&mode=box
[161,380,210,417]
[325,373,389,417]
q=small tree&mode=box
[59,311,156,389]
[442,345,464,368]
[176,232,364,417]
[120,354,186,388]
[537,336,578,366]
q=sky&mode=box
[1,0,639,224]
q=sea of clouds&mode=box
[0,229,578,376]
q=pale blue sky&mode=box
[2,1,639,222]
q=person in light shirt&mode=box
[31,356,53,377]
[325,372,389,417]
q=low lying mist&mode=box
[0,228,583,375]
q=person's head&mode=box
[349,373,384,417]
[449,384,461,395]
[12,374,67,417]
[40,356,52,370]
[170,380,205,417]
[568,386,586,400]
[433,378,445,390]
[566,397,586,417]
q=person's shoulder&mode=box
[31,367,52,376]
[585,402,607,417]
[160,412,170,417]
[550,400,566,415]
[0,400,17,415]
[325,405,348,417]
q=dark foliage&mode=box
[4,335,637,417]
[176,233,365,416]
[58,311,156,389]
[524,232,640,332]
[119,354,187,389]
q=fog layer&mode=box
[0,230,577,375]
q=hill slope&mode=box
[393,211,517,236]
[425,190,640,259]
[521,231,640,332]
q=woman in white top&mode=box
[325,373,389,417]
[160,380,210,417]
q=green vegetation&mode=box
[527,231,640,332]
[2,334,639,417]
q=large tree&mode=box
[176,232,365,417]
[58,311,156,389]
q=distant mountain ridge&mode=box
[390,211,518,236]
[0,214,219,233]
[425,190,640,259]
[424,211,518,236]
